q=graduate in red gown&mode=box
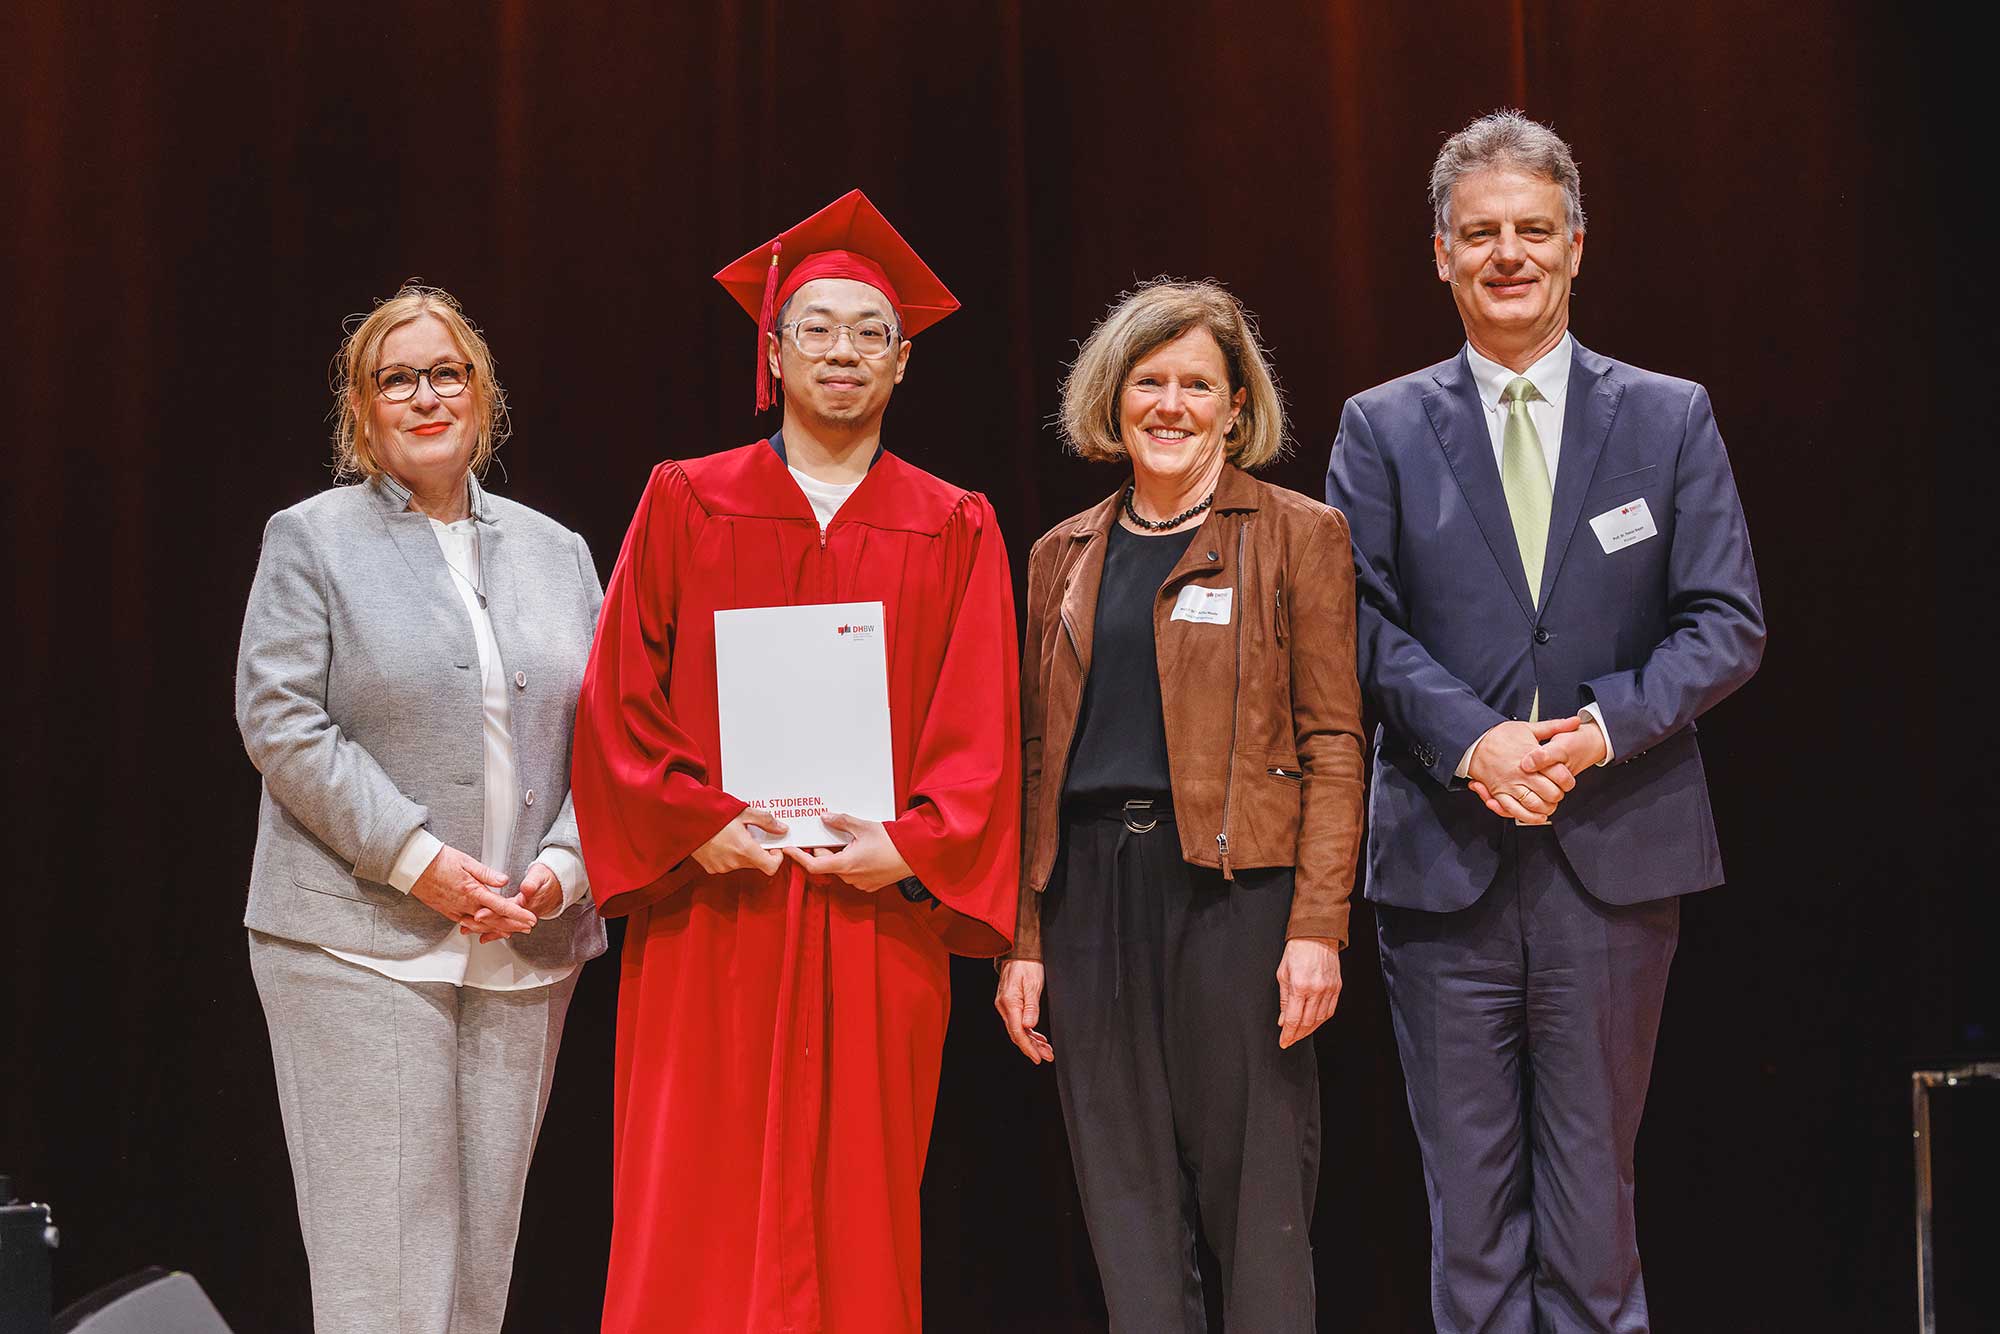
[573,190,1021,1334]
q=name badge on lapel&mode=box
[1589,498,1658,554]
[1170,585,1233,625]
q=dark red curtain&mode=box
[4,2,1980,1329]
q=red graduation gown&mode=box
[573,441,1020,1334]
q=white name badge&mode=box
[1589,497,1659,554]
[1170,584,1234,625]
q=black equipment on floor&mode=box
[50,1267,232,1334]
[1,1174,59,1334]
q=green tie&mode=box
[1501,376,1552,721]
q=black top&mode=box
[1062,523,1199,804]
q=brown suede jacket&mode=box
[1011,463,1366,960]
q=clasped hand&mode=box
[1466,715,1608,823]
[409,844,541,943]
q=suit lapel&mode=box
[1154,464,1259,682]
[1424,352,1536,623]
[1539,342,1624,607]
[473,499,515,670]
[1056,494,1119,683]
[372,475,482,663]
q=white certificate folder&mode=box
[713,600,896,848]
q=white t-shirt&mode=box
[789,466,862,531]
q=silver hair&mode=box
[1430,109,1586,238]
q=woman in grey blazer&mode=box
[235,285,607,1334]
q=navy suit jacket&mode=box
[1325,340,1764,913]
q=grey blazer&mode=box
[236,472,608,969]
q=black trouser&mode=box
[1041,802,1319,1334]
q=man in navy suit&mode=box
[1325,111,1764,1333]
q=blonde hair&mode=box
[1058,278,1288,470]
[330,283,509,482]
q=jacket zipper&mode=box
[1037,552,1089,859]
[1216,521,1248,875]
[1269,589,1300,779]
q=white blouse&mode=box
[323,516,586,991]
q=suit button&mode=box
[514,670,527,689]
[1533,627,1551,644]
[1414,742,1437,767]
[523,789,536,807]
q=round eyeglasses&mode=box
[374,362,474,402]
[785,318,898,360]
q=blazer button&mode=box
[1533,627,1552,644]
[514,670,527,689]
[1206,550,1219,562]
[523,789,536,807]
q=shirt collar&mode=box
[768,429,884,470]
[368,470,493,523]
[787,464,862,499]
[1466,332,1573,413]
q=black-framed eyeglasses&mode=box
[784,318,898,360]
[373,362,474,402]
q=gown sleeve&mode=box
[883,492,1022,957]
[572,462,747,916]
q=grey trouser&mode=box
[1042,806,1320,1334]
[248,930,578,1334]
[1377,826,1679,1334]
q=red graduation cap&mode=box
[714,189,960,413]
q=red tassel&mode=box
[755,240,783,413]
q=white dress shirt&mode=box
[1455,334,1615,774]
[324,516,587,991]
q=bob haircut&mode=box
[331,283,509,482]
[1059,278,1287,470]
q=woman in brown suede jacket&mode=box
[994,279,1366,1333]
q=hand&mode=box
[994,959,1055,1063]
[516,861,565,919]
[782,813,914,892]
[1466,717,1581,823]
[692,807,787,876]
[410,845,535,941]
[1520,716,1608,786]
[1277,937,1342,1049]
